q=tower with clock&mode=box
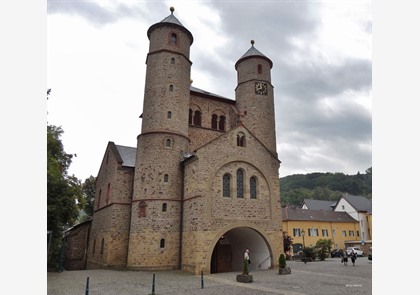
[235,40,277,154]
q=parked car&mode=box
[331,249,344,258]
[346,247,364,257]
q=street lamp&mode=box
[301,229,306,263]
[301,229,306,248]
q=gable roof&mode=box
[282,206,358,223]
[115,144,136,168]
[336,194,372,213]
[302,199,336,211]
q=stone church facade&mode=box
[86,8,284,275]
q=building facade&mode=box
[86,8,283,275]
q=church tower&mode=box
[234,40,277,155]
[127,7,193,270]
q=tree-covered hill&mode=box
[279,167,372,206]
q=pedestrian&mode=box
[243,249,251,275]
[341,249,348,266]
[350,250,357,266]
[244,249,251,265]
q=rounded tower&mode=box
[234,40,277,155]
[128,7,193,270]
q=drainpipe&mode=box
[179,161,185,270]
[125,171,134,269]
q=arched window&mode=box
[165,138,171,147]
[171,57,175,64]
[219,116,226,131]
[167,111,172,118]
[106,183,111,205]
[169,84,174,92]
[211,114,218,129]
[258,64,263,74]
[160,238,165,248]
[171,33,177,45]
[188,109,193,125]
[164,174,169,182]
[193,110,201,126]
[237,169,244,198]
[223,174,231,197]
[250,176,257,199]
[237,133,246,147]
[162,203,167,212]
[97,189,102,209]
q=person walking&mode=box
[341,249,349,266]
[350,250,357,266]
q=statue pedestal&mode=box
[278,267,291,275]
[236,274,253,283]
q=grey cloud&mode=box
[47,0,166,26]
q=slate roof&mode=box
[235,41,273,69]
[115,144,136,168]
[338,194,372,213]
[190,85,232,101]
[282,206,358,223]
[303,199,336,211]
[147,7,193,44]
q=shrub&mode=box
[279,254,287,268]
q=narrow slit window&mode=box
[164,174,169,182]
[223,174,231,197]
[237,169,244,198]
[160,238,165,248]
[171,33,177,45]
[250,176,257,199]
[171,57,175,64]
[167,111,172,118]
[258,64,262,74]
[165,138,171,147]
[162,203,167,212]
[169,84,174,92]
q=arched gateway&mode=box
[209,226,273,273]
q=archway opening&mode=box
[210,227,272,273]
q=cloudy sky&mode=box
[47,0,372,181]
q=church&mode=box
[86,7,284,275]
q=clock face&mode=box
[255,82,268,95]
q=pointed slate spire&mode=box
[235,40,272,69]
[147,7,194,44]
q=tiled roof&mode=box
[282,206,358,223]
[340,194,372,213]
[115,144,136,168]
[303,199,336,211]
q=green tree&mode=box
[315,238,333,261]
[82,175,96,218]
[47,124,83,268]
[283,233,293,255]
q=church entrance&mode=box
[210,227,272,273]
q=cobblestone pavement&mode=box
[47,257,372,295]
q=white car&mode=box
[346,247,364,257]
